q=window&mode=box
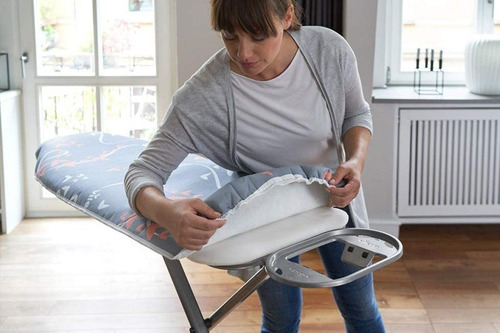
[375,0,499,86]
[39,85,157,142]
[23,0,173,207]
[34,0,159,140]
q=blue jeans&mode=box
[257,208,385,333]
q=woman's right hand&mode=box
[160,198,226,250]
[135,187,226,251]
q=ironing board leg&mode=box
[163,257,209,333]
[205,266,269,330]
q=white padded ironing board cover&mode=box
[35,132,340,261]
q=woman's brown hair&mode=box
[210,0,302,37]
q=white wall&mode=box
[342,1,395,231]
[0,0,13,58]
[175,0,223,86]
[0,0,22,89]
[343,0,378,102]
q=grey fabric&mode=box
[124,26,372,228]
[204,165,333,215]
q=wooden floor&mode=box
[0,218,499,332]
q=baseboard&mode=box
[370,219,401,238]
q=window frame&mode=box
[374,0,497,87]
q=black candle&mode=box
[430,49,434,71]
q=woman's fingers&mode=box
[171,198,225,250]
[326,179,360,207]
[189,213,226,232]
[191,198,223,220]
[325,159,364,208]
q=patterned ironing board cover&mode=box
[35,132,336,260]
[35,132,241,258]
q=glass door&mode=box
[19,0,176,215]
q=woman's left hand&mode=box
[324,158,363,208]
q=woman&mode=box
[125,0,384,332]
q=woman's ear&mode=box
[282,4,294,30]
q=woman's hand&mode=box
[136,187,225,251]
[325,126,372,208]
[324,159,363,208]
[160,198,226,250]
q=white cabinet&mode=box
[0,90,24,233]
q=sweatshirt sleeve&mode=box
[124,106,196,216]
[341,44,373,138]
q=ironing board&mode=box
[35,132,402,332]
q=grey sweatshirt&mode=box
[124,26,372,228]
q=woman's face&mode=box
[221,8,294,81]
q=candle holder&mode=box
[413,68,444,95]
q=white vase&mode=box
[464,35,500,96]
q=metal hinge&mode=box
[385,66,391,85]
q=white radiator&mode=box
[398,108,500,217]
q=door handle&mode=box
[20,52,28,78]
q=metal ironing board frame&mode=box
[164,228,403,332]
